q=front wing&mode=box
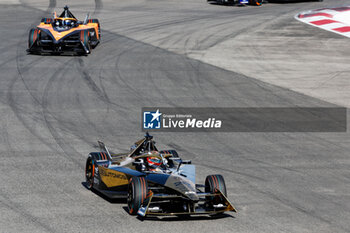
[137,189,236,217]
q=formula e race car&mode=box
[207,0,263,5]
[85,133,236,217]
[27,6,100,55]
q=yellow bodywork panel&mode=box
[99,166,129,188]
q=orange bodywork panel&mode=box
[37,22,99,41]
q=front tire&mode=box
[127,177,148,215]
[205,174,227,206]
[28,28,40,49]
[80,30,91,54]
[205,174,227,196]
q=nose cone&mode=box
[165,174,199,201]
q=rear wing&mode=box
[98,141,113,160]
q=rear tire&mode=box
[160,150,179,158]
[249,0,263,5]
[41,18,53,24]
[85,155,95,189]
[127,177,148,215]
[80,30,91,54]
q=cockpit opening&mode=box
[53,18,77,30]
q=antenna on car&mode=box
[98,141,113,160]
[145,131,153,140]
[64,5,69,18]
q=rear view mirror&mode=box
[168,157,181,160]
[176,160,191,171]
[181,160,191,164]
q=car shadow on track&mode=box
[81,182,126,204]
[268,0,323,3]
[121,207,235,222]
[27,52,88,57]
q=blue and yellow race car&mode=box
[85,133,236,217]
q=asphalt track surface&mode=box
[1,0,350,232]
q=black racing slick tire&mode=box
[88,19,101,38]
[205,174,227,196]
[80,30,91,54]
[159,150,179,158]
[28,28,40,49]
[41,18,53,24]
[249,0,263,5]
[85,155,95,190]
[205,174,227,208]
[127,177,148,215]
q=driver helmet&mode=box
[55,19,61,26]
[146,154,162,169]
[63,19,71,26]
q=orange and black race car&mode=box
[27,6,100,55]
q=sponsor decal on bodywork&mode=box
[165,175,198,201]
[99,166,128,188]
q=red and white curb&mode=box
[295,6,350,38]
